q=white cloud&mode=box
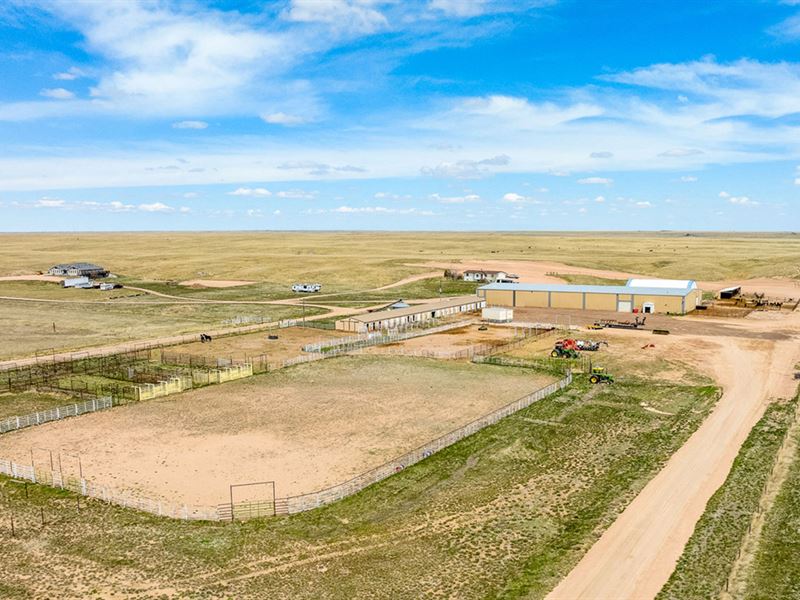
[138,202,174,212]
[718,191,730,198]
[429,0,489,17]
[228,187,271,197]
[40,88,75,100]
[273,209,282,216]
[283,0,388,34]
[577,177,613,185]
[421,154,510,178]
[34,197,66,208]
[594,195,605,202]
[795,177,800,185]
[179,206,191,213]
[659,148,704,158]
[635,201,652,208]
[577,207,588,213]
[728,195,757,206]
[590,151,613,158]
[261,112,307,126]
[429,193,480,204]
[680,175,698,182]
[53,67,86,81]
[172,120,208,130]
[330,205,434,215]
[277,189,316,199]
[182,192,198,198]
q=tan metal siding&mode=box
[484,290,515,306]
[550,292,583,309]
[584,293,617,311]
[632,294,684,314]
[515,290,549,308]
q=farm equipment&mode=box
[551,340,580,359]
[592,316,647,330]
[574,339,607,351]
[588,366,614,384]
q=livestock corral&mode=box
[0,354,556,516]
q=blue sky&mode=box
[1,0,799,231]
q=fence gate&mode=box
[226,481,276,521]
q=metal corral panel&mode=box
[482,307,513,323]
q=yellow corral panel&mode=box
[550,292,584,309]
[515,290,549,308]
[584,293,617,311]
[485,290,515,306]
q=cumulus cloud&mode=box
[577,177,613,185]
[635,201,652,208]
[228,187,271,197]
[53,67,86,81]
[325,205,435,216]
[138,202,174,212]
[172,120,208,130]
[727,195,758,205]
[40,88,75,100]
[276,189,316,199]
[33,197,66,208]
[421,154,510,178]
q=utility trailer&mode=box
[593,316,647,330]
[292,283,321,293]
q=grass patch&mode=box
[553,273,628,286]
[657,397,798,600]
[743,404,800,599]
[0,389,79,420]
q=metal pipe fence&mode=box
[0,396,113,434]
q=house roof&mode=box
[464,269,505,274]
[343,295,483,324]
[625,278,697,290]
[51,262,105,270]
[479,282,693,297]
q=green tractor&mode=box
[588,366,614,384]
[550,346,579,359]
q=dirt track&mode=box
[547,311,800,600]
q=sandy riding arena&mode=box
[0,356,553,508]
[368,323,523,358]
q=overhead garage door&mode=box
[617,300,632,312]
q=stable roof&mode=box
[346,295,482,324]
[479,282,693,297]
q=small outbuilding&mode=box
[482,307,513,323]
[462,270,507,283]
[335,295,485,333]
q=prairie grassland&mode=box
[0,297,324,360]
[1,231,799,288]
[0,364,718,599]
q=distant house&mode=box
[48,262,108,278]
[292,283,321,293]
[462,269,507,283]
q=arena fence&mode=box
[0,396,113,434]
[301,319,473,354]
[218,372,573,518]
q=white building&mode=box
[463,270,507,283]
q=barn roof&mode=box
[479,283,693,297]
[625,278,697,290]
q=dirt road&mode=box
[547,312,800,600]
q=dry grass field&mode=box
[0,355,553,507]
[164,325,350,365]
[1,231,799,286]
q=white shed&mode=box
[482,306,513,323]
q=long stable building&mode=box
[478,279,700,315]
[335,295,485,333]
